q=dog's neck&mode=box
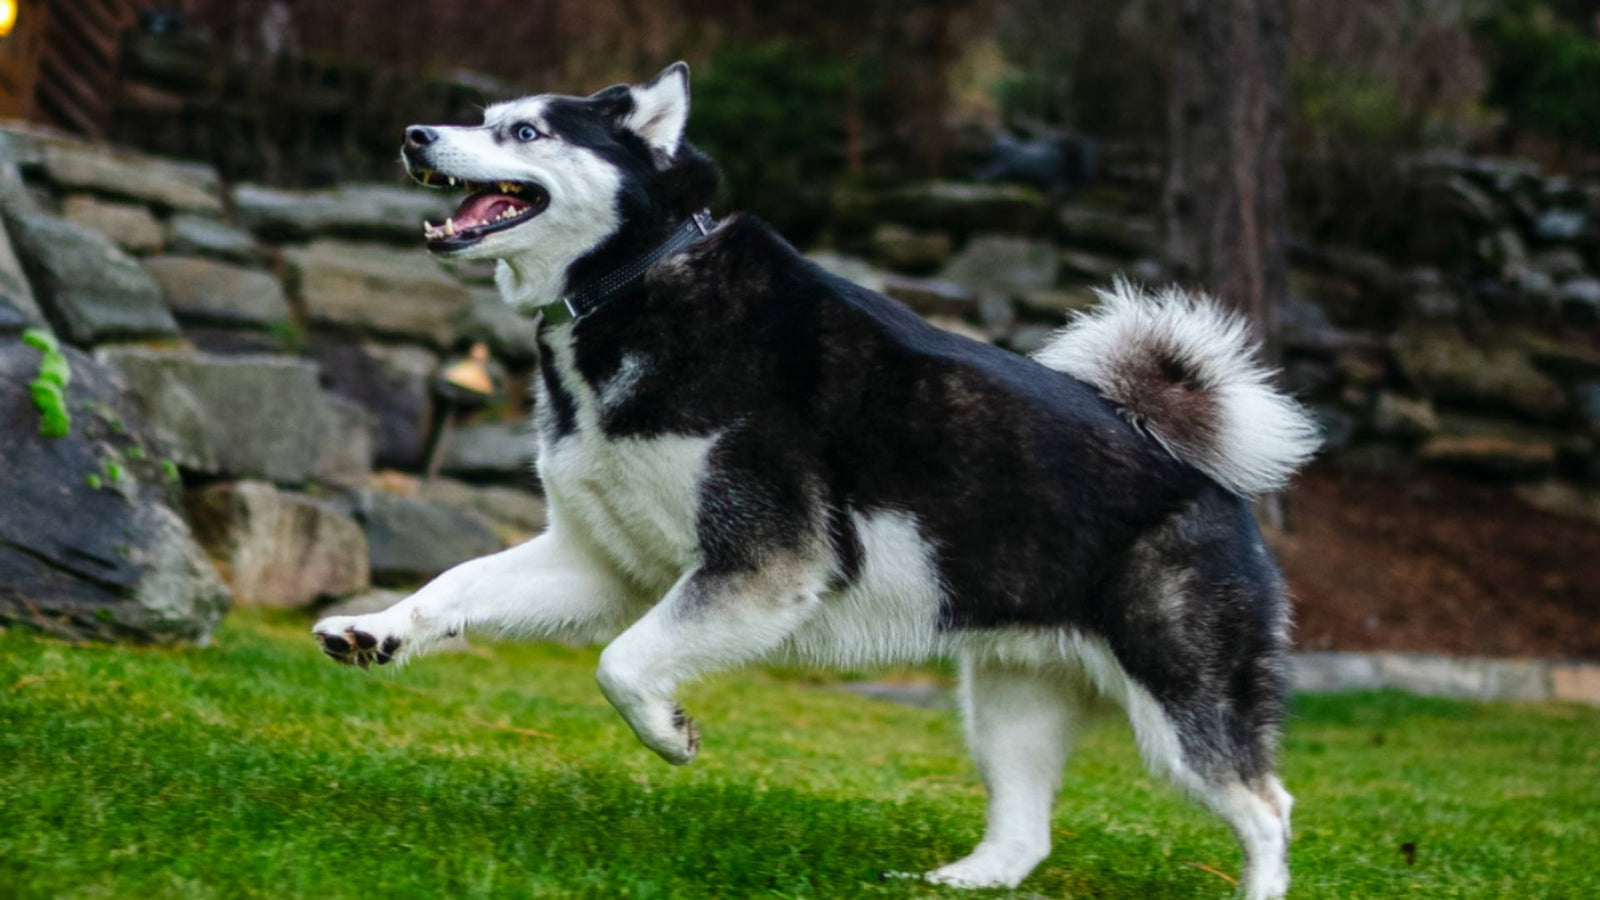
[496,210,715,319]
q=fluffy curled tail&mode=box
[1033,278,1320,496]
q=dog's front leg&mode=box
[313,529,631,666]
[595,561,826,765]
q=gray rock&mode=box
[867,224,952,272]
[1417,433,1556,479]
[61,194,165,253]
[142,256,289,326]
[233,182,453,243]
[40,141,222,213]
[880,275,978,318]
[1055,205,1160,257]
[839,181,1049,234]
[312,393,376,489]
[805,251,892,292]
[98,348,324,483]
[1536,208,1587,242]
[166,215,261,264]
[0,214,44,332]
[310,339,438,469]
[0,340,231,643]
[186,482,368,608]
[940,235,1058,296]
[1393,324,1567,422]
[418,478,547,536]
[4,208,176,344]
[1398,267,1460,321]
[1512,265,1556,305]
[1058,248,1127,283]
[1560,278,1600,308]
[459,287,541,364]
[1008,324,1057,356]
[1581,382,1600,437]
[287,239,471,347]
[347,490,504,585]
[441,420,532,478]
[1371,392,1440,439]
[1514,480,1600,524]
[1533,247,1586,280]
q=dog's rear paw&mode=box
[313,615,406,669]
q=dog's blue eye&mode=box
[515,123,541,142]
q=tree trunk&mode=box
[1163,0,1288,366]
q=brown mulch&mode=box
[1271,463,1600,660]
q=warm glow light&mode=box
[0,1,15,39]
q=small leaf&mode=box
[21,328,58,353]
[36,351,71,388]
[86,473,103,490]
[160,459,181,483]
[126,446,147,460]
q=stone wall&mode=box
[0,124,543,642]
[1,122,1596,642]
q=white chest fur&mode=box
[535,328,713,595]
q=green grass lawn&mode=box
[2,612,1596,899]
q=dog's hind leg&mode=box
[1120,681,1292,900]
[925,655,1085,889]
[313,526,634,666]
[596,558,828,765]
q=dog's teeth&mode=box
[443,218,455,236]
[447,176,457,187]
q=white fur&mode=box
[624,63,690,159]
[1033,277,1320,496]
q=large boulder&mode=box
[310,338,438,469]
[345,490,504,585]
[186,482,368,608]
[98,348,324,483]
[0,214,44,333]
[4,208,177,343]
[286,239,472,347]
[1393,325,1568,422]
[61,194,165,254]
[142,256,289,327]
[312,393,376,489]
[233,183,453,243]
[0,339,231,642]
[39,141,222,214]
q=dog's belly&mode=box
[778,509,946,668]
[539,431,714,596]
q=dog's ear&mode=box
[623,62,690,160]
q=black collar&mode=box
[525,209,717,323]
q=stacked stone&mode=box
[0,126,545,644]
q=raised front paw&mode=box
[312,614,406,669]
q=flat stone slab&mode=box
[98,348,324,483]
[287,239,471,347]
[1293,651,1600,706]
[233,183,453,243]
[142,255,289,326]
[40,141,222,214]
[440,420,532,478]
[5,208,176,344]
[61,194,165,253]
[166,214,261,264]
[345,490,504,586]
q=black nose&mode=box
[404,125,438,148]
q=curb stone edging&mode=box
[1291,652,1600,706]
[839,653,1600,709]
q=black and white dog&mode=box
[313,63,1318,898]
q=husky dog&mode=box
[312,62,1318,898]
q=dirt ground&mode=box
[1272,464,1600,660]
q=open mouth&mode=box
[413,170,551,250]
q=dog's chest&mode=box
[535,331,711,592]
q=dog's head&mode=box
[402,62,718,307]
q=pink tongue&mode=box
[453,193,528,229]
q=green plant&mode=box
[160,459,182,483]
[85,473,103,491]
[21,328,71,438]
[1477,2,1600,150]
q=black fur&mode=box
[530,103,1288,785]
